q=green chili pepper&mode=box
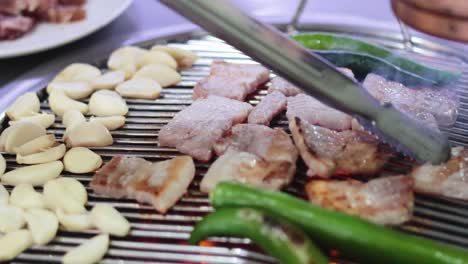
[293,33,460,85]
[189,207,328,264]
[211,182,468,264]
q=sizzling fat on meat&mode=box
[289,117,388,178]
[90,155,195,214]
[411,147,468,200]
[306,175,414,225]
[193,60,270,101]
[0,14,35,40]
[201,124,298,193]
[158,95,253,161]
[247,90,286,125]
[363,73,459,126]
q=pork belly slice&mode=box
[268,67,355,97]
[193,60,270,101]
[158,95,253,161]
[306,175,414,225]
[363,73,459,126]
[202,124,297,193]
[248,91,286,125]
[287,93,353,131]
[411,147,468,200]
[0,0,44,15]
[0,14,35,40]
[90,155,195,214]
[289,117,388,178]
[39,4,85,23]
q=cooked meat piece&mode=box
[268,67,355,96]
[363,73,459,126]
[193,60,270,101]
[247,91,286,125]
[0,0,42,15]
[37,4,85,22]
[306,175,414,225]
[411,147,468,200]
[289,117,388,178]
[202,124,297,193]
[158,95,253,161]
[90,155,195,213]
[0,14,35,40]
[287,93,353,131]
[59,0,85,5]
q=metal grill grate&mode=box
[4,29,468,263]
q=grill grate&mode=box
[3,30,468,263]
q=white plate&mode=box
[0,0,133,59]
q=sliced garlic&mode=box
[0,184,8,205]
[47,81,93,100]
[56,177,88,206]
[115,78,162,99]
[4,121,46,154]
[24,208,58,245]
[134,64,181,87]
[89,116,125,130]
[10,184,45,209]
[62,109,86,128]
[0,126,13,151]
[0,230,32,261]
[0,154,5,176]
[107,46,147,79]
[139,50,177,69]
[5,92,40,121]
[43,178,86,214]
[9,113,56,129]
[62,234,109,264]
[16,144,66,165]
[52,63,101,83]
[151,46,198,68]
[56,208,93,231]
[91,204,130,237]
[89,90,128,116]
[49,89,88,117]
[91,70,125,90]
[0,205,25,232]
[14,134,56,156]
[64,147,102,174]
[65,121,113,148]
[1,161,63,186]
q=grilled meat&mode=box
[306,175,414,225]
[247,90,286,125]
[193,60,269,101]
[90,155,195,214]
[0,14,34,40]
[158,95,253,161]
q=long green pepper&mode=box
[293,33,460,85]
[189,207,329,264]
[211,182,468,264]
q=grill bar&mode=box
[2,30,468,263]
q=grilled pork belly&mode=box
[193,60,270,101]
[0,14,35,40]
[90,155,195,214]
[38,4,85,23]
[306,175,414,225]
[411,147,468,200]
[363,73,459,126]
[158,95,253,161]
[201,124,297,193]
[247,91,286,125]
[289,117,388,178]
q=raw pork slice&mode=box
[306,175,414,225]
[287,93,353,131]
[90,155,195,213]
[0,14,35,40]
[248,91,286,125]
[201,124,298,193]
[363,73,459,126]
[193,60,269,101]
[289,117,388,178]
[411,147,468,200]
[158,95,253,161]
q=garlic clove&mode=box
[89,116,125,130]
[151,46,198,68]
[9,183,45,209]
[52,63,101,84]
[9,113,56,129]
[65,121,113,148]
[91,70,126,90]
[64,147,102,174]
[4,121,46,154]
[62,234,109,264]
[88,90,128,117]
[47,81,93,100]
[115,78,162,99]
[139,50,177,69]
[24,208,59,245]
[0,230,32,261]
[16,144,66,165]
[1,161,63,186]
[43,178,86,214]
[56,208,93,231]
[0,205,25,232]
[91,204,130,237]
[49,89,88,117]
[14,134,56,156]
[0,184,8,205]
[133,64,181,87]
[5,92,40,121]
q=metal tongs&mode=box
[160,0,450,164]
